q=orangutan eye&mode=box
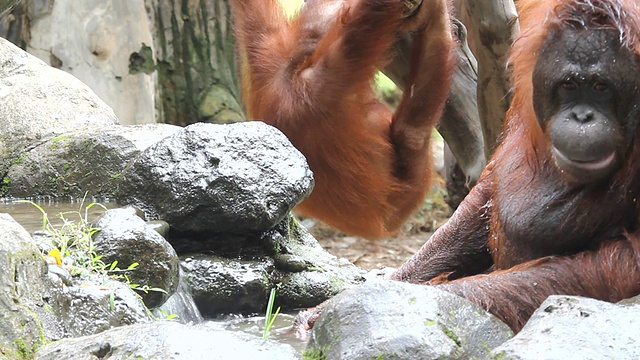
[592,82,609,92]
[560,80,578,91]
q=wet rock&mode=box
[147,219,171,239]
[181,255,273,316]
[181,215,366,316]
[115,122,314,234]
[34,322,301,360]
[0,37,117,178]
[307,279,513,360]
[5,124,180,198]
[491,295,640,359]
[53,276,151,338]
[0,213,63,358]
[264,214,367,309]
[93,207,180,308]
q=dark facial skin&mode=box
[533,27,640,184]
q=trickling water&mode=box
[207,313,308,353]
[155,271,204,324]
[0,199,309,352]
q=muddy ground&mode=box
[307,179,452,271]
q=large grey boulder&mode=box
[491,295,640,359]
[116,121,314,234]
[0,36,182,198]
[0,37,117,165]
[307,279,513,360]
[5,124,180,197]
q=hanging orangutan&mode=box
[229,0,456,238]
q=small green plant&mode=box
[302,346,329,360]
[21,196,147,286]
[155,308,179,321]
[263,287,281,339]
[20,198,109,275]
[23,197,179,320]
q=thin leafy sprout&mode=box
[19,196,178,320]
[18,197,107,274]
[263,287,281,339]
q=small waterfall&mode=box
[154,271,203,324]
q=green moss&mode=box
[122,349,146,359]
[20,304,48,350]
[47,176,60,188]
[11,329,47,360]
[1,176,10,196]
[129,43,156,75]
[48,135,71,151]
[51,135,71,142]
[14,339,29,359]
[286,215,300,239]
[492,352,507,360]
[302,347,328,360]
[43,303,53,314]
[327,275,345,293]
[9,157,23,166]
[439,324,462,347]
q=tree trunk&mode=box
[0,0,242,126]
[147,0,243,126]
[455,0,519,156]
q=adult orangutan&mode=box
[388,0,640,332]
[229,0,455,238]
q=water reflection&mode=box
[0,198,113,232]
[209,313,308,353]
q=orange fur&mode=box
[229,0,455,238]
[391,0,640,333]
